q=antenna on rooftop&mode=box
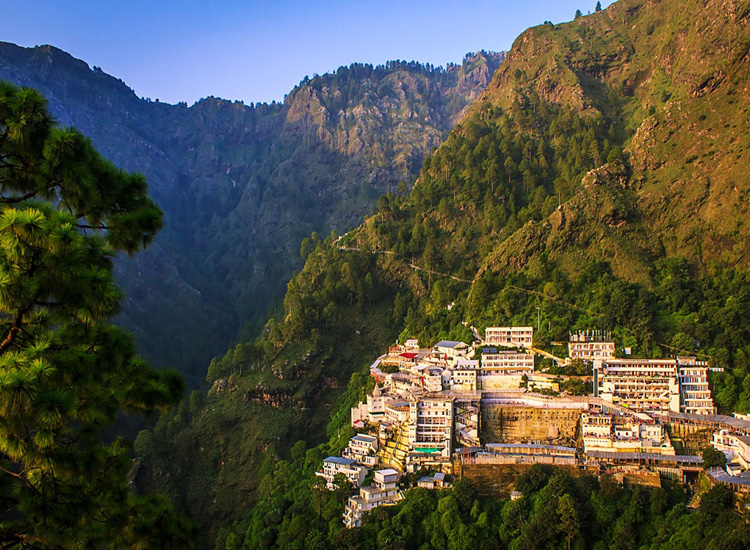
[536,306,541,331]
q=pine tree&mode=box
[596,1,602,11]
[0,81,193,548]
[575,9,583,18]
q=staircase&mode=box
[377,423,410,472]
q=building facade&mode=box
[594,357,715,415]
[678,359,716,414]
[712,430,750,469]
[343,469,401,528]
[484,327,534,349]
[568,330,615,361]
[407,396,454,458]
[317,456,368,490]
[343,434,379,467]
[594,359,681,413]
[581,412,673,455]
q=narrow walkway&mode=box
[337,246,472,284]
[531,346,567,365]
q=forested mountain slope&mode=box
[0,43,503,382]
[136,0,750,545]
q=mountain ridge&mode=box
[0,42,504,382]
[133,1,750,545]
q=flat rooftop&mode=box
[434,340,469,349]
[708,467,750,487]
[324,456,356,465]
[587,451,702,464]
[486,443,577,454]
[665,411,750,432]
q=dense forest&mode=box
[0,43,503,383]
[222,457,750,550]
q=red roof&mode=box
[400,352,419,359]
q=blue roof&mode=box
[324,456,356,465]
[482,347,498,354]
[707,467,750,486]
[435,340,467,349]
[351,434,377,443]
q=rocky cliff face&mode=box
[465,0,750,282]
[0,44,503,381]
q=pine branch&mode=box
[0,192,37,204]
[0,303,33,353]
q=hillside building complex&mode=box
[336,329,735,528]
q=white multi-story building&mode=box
[678,358,716,414]
[343,434,379,467]
[594,357,715,415]
[480,349,534,374]
[484,326,533,349]
[433,340,472,365]
[450,367,477,391]
[408,396,454,458]
[385,400,411,423]
[568,331,615,361]
[478,348,534,390]
[344,469,401,528]
[594,359,681,414]
[713,430,750,469]
[316,456,368,490]
[350,384,389,425]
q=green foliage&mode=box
[220,462,750,550]
[0,81,192,547]
[702,447,727,469]
[0,44,504,385]
[143,0,750,544]
[136,275,397,545]
[699,484,734,517]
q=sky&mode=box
[1,0,613,106]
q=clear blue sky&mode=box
[2,0,612,106]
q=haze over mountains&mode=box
[3,0,750,546]
[0,43,503,383]
[127,0,750,544]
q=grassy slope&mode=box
[476,0,750,280]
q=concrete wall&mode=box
[453,462,581,497]
[665,422,713,454]
[481,406,581,443]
